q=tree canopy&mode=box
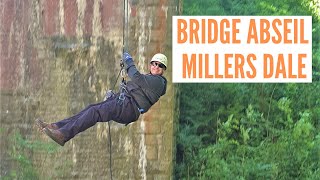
[175,0,320,179]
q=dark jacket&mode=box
[124,60,167,113]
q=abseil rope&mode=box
[107,0,129,180]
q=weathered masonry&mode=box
[0,0,178,179]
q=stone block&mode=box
[145,134,157,145]
[0,57,20,90]
[154,174,170,180]
[148,160,171,173]
[43,0,59,35]
[64,0,78,36]
[144,120,161,134]
[84,0,94,35]
[150,29,166,43]
[146,174,154,180]
[146,145,158,160]
[144,0,158,6]
[100,0,121,31]
[2,0,15,33]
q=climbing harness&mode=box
[105,0,129,180]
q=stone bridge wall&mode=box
[0,0,178,179]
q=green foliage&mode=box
[2,131,59,180]
[176,0,320,179]
[179,107,320,179]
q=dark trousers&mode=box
[53,94,140,142]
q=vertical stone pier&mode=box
[0,0,178,179]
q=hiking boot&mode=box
[35,118,58,131]
[43,128,65,146]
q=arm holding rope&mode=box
[123,52,149,81]
[123,52,137,77]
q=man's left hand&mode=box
[123,52,133,64]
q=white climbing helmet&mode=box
[150,53,168,69]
